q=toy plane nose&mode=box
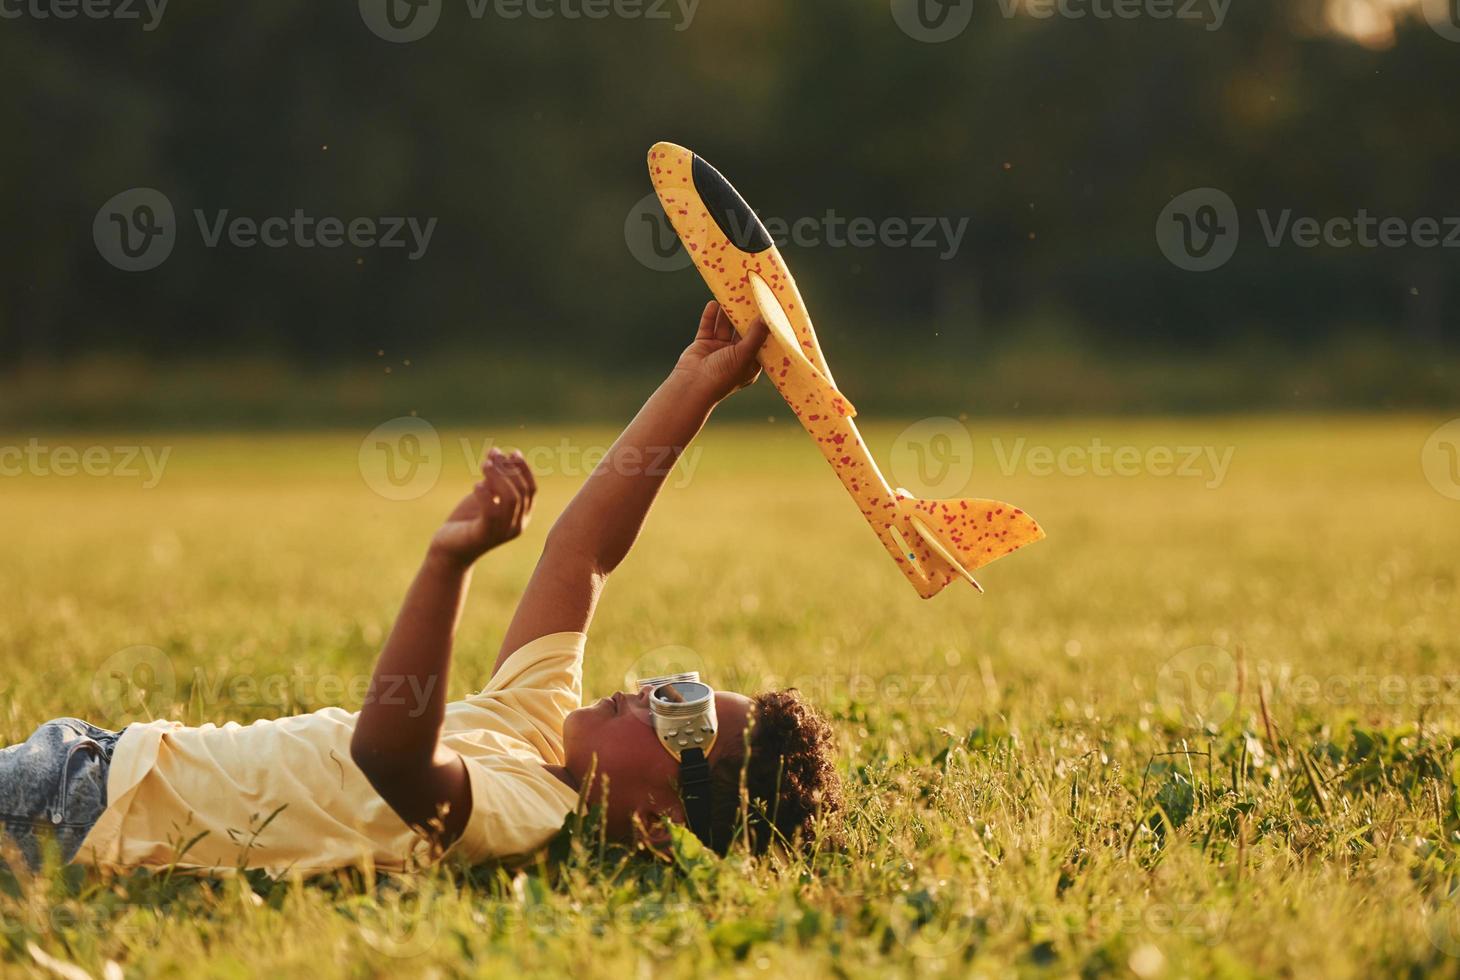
[690,153,774,254]
[649,141,691,167]
[648,142,775,254]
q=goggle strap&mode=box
[678,747,715,852]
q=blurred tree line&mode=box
[1,0,1456,420]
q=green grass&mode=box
[1,417,1459,978]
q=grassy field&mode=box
[1,416,1459,978]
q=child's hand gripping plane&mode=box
[648,142,1045,599]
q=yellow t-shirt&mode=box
[80,632,585,875]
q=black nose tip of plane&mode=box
[692,154,775,255]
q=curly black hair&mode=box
[707,689,844,856]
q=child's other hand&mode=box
[430,448,536,567]
[672,301,769,402]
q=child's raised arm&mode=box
[350,449,536,845]
[496,301,768,670]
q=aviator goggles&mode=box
[635,672,718,850]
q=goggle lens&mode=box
[651,681,712,705]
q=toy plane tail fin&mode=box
[889,494,1045,599]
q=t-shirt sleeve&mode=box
[451,754,580,862]
[462,631,585,762]
[478,631,584,701]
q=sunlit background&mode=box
[4,4,1460,976]
[1,0,1456,426]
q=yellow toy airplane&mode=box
[648,142,1044,599]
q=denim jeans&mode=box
[0,718,123,872]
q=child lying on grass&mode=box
[0,302,843,875]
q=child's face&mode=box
[563,685,751,844]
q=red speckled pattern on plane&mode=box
[648,142,1044,599]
